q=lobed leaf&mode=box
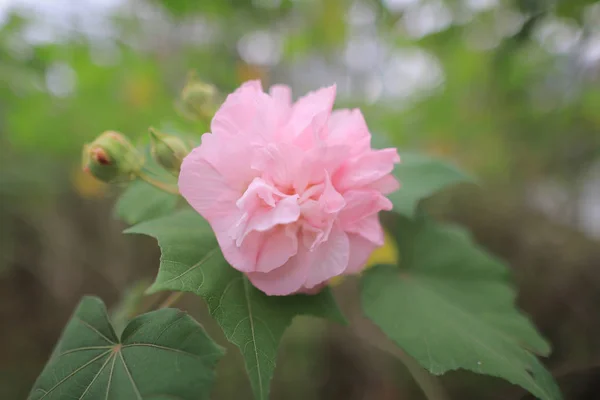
[391,152,474,217]
[29,296,224,400]
[361,216,562,400]
[126,210,346,400]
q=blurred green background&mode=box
[1,0,600,399]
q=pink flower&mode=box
[179,81,400,296]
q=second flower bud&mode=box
[149,128,190,174]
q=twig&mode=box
[158,292,184,309]
[138,171,180,195]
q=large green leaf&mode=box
[390,153,473,217]
[360,217,561,400]
[126,210,346,400]
[29,296,224,400]
[114,180,178,225]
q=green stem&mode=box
[138,171,180,195]
[158,292,184,309]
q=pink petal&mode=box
[338,190,392,229]
[367,174,401,195]
[345,233,379,274]
[191,133,258,192]
[215,222,262,273]
[255,225,298,273]
[236,195,301,245]
[231,178,301,245]
[287,85,336,138]
[320,172,346,214]
[269,84,292,110]
[292,110,330,150]
[297,282,328,295]
[247,246,312,295]
[241,80,263,91]
[251,143,304,190]
[344,214,385,246]
[236,177,282,210]
[268,85,293,137]
[303,224,350,289]
[211,80,279,144]
[179,148,240,218]
[335,148,400,191]
[326,109,371,155]
[294,144,349,192]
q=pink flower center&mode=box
[229,175,344,250]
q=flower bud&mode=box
[149,128,190,173]
[178,77,221,121]
[82,131,143,183]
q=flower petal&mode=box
[344,214,385,246]
[335,148,400,191]
[287,84,336,138]
[304,224,349,289]
[326,108,371,155]
[179,148,240,218]
[338,190,392,229]
[345,233,379,274]
[247,246,311,295]
[255,225,298,273]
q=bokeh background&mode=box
[1,0,600,399]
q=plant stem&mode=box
[138,171,180,195]
[158,292,184,309]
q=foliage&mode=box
[361,216,560,400]
[390,153,474,217]
[6,0,595,398]
[126,210,346,400]
[31,119,561,399]
[27,66,564,400]
[29,297,224,400]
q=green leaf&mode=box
[114,180,178,225]
[360,217,561,400]
[29,296,224,400]
[126,210,346,400]
[390,153,473,217]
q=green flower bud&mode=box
[178,77,221,121]
[82,131,143,183]
[149,128,190,173]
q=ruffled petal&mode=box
[367,174,401,195]
[303,224,350,288]
[334,148,400,191]
[191,133,258,192]
[344,214,385,246]
[338,190,392,229]
[247,245,312,295]
[345,233,379,274]
[179,148,240,218]
[326,109,371,155]
[287,85,336,139]
[255,225,298,273]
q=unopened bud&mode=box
[82,131,143,183]
[149,128,190,173]
[178,77,220,121]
